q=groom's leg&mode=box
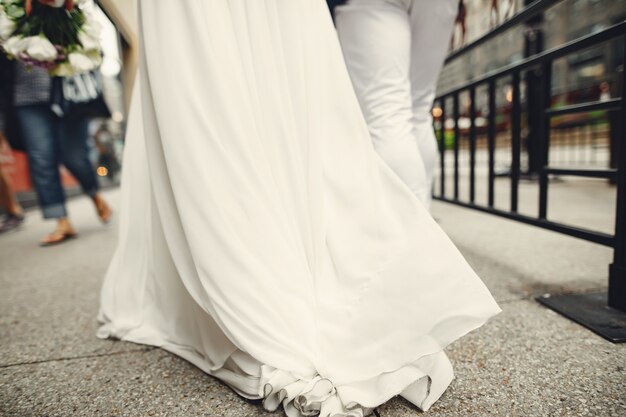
[409,0,458,207]
[335,0,430,206]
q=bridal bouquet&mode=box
[0,0,102,76]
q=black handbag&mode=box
[0,57,26,152]
[3,107,25,152]
[50,71,111,119]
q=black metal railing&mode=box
[434,0,626,342]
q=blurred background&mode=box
[1,0,624,214]
[0,0,138,209]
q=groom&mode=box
[330,0,458,209]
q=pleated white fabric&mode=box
[98,1,501,416]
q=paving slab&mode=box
[0,192,140,366]
[0,192,118,290]
[431,200,613,302]
[380,299,626,417]
[0,348,273,417]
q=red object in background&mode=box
[0,150,79,194]
[1,150,32,192]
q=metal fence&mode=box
[434,0,626,342]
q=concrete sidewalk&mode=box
[0,187,624,417]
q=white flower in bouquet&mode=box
[25,35,57,61]
[3,35,28,56]
[68,50,100,72]
[79,20,101,51]
[79,31,99,51]
[83,18,101,37]
[0,9,15,41]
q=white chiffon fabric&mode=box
[97,1,501,416]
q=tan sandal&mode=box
[39,230,78,247]
[96,200,113,224]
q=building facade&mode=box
[438,0,626,105]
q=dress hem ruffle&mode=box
[97,309,496,417]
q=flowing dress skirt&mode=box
[98,1,501,416]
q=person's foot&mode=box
[0,213,25,234]
[40,219,77,247]
[8,203,24,219]
[93,195,112,224]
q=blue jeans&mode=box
[15,105,99,219]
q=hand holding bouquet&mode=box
[0,0,102,76]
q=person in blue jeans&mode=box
[12,63,112,246]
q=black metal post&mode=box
[454,93,460,200]
[469,87,477,203]
[523,0,545,177]
[488,79,497,207]
[511,71,521,212]
[538,60,552,219]
[439,98,446,198]
[609,42,626,312]
[610,65,623,184]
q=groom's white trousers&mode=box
[335,0,457,208]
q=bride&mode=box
[96,0,501,416]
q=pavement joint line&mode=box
[0,347,155,370]
[497,296,532,305]
[494,289,606,306]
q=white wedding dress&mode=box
[98,1,501,416]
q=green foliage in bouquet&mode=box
[1,0,102,75]
[3,0,85,49]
